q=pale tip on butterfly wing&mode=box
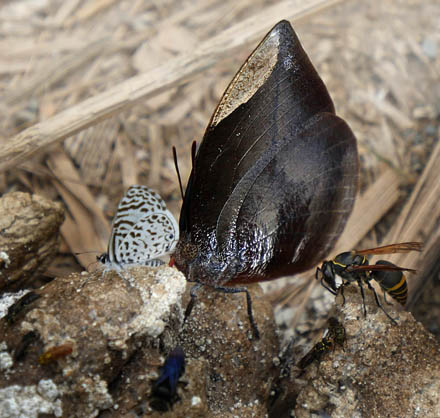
[100,185,179,272]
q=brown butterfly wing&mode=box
[175,21,358,286]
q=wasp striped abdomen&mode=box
[371,260,408,305]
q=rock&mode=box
[271,285,440,417]
[0,266,186,417]
[0,192,64,292]
[178,284,279,417]
[119,282,279,417]
[0,265,279,417]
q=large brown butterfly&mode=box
[172,21,359,337]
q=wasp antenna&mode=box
[172,146,185,201]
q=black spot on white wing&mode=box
[102,186,179,270]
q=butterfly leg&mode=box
[215,286,260,340]
[184,283,202,323]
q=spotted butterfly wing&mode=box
[102,185,179,268]
[173,21,359,287]
[114,213,179,266]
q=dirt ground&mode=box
[1,0,439,339]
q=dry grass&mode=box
[1,0,439,337]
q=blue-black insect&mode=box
[150,346,186,412]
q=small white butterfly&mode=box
[99,185,179,271]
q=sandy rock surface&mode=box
[271,285,440,418]
[0,265,279,417]
[0,192,64,291]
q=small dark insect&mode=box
[298,339,333,370]
[38,344,73,365]
[298,317,346,370]
[316,242,423,322]
[14,331,40,361]
[150,346,186,412]
[6,291,41,324]
[171,20,359,338]
[327,317,346,348]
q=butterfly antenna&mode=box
[172,146,185,200]
[86,259,101,272]
[191,141,197,172]
[74,251,100,256]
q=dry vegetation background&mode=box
[0,0,439,337]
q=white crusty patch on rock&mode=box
[0,290,30,319]
[0,342,12,371]
[0,251,10,268]
[128,266,186,338]
[0,380,62,418]
[77,375,113,410]
[96,266,186,351]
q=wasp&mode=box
[315,242,423,322]
[298,317,346,370]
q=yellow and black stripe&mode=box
[371,260,408,305]
[316,242,422,323]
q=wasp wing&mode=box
[353,242,423,256]
[347,264,416,273]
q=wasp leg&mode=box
[184,283,202,323]
[365,281,398,325]
[356,279,368,317]
[320,278,338,295]
[383,292,393,306]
